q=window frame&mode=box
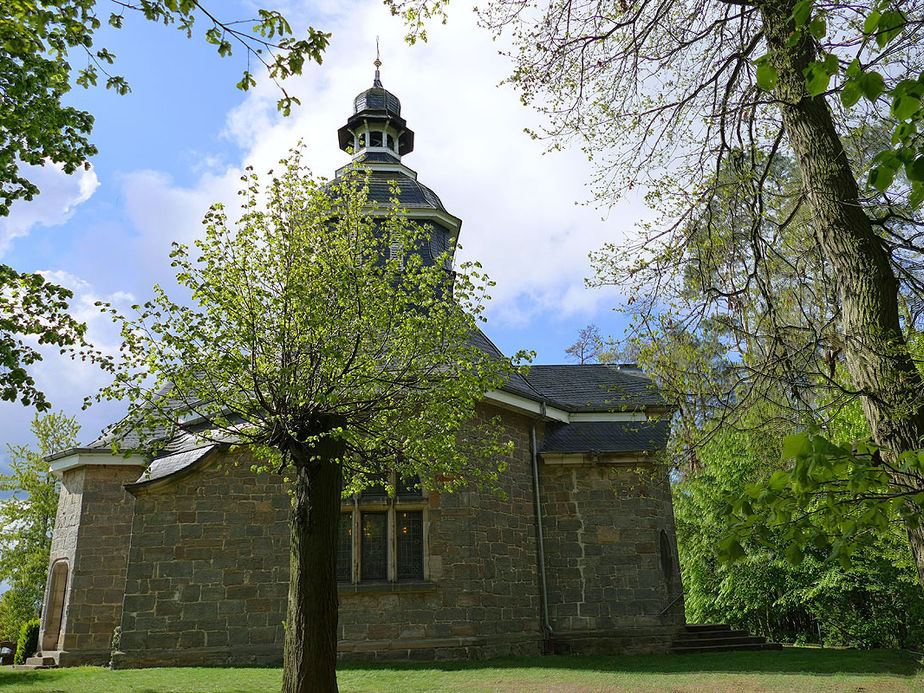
[339,473,428,584]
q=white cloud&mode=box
[0,271,137,460]
[161,0,652,328]
[1,0,656,461]
[0,163,99,257]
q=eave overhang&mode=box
[46,449,146,478]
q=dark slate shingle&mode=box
[524,364,664,412]
[365,171,446,212]
[540,419,670,454]
[131,445,216,486]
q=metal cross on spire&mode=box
[373,37,383,88]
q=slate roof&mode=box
[523,364,664,412]
[540,419,670,455]
[364,170,446,212]
[353,86,401,116]
[468,329,544,401]
[129,444,216,486]
[357,151,401,164]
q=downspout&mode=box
[531,419,554,653]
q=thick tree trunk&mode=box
[760,2,924,588]
[282,439,345,693]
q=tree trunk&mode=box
[760,1,924,588]
[282,439,345,693]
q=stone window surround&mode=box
[340,474,429,585]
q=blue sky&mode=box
[0,0,650,459]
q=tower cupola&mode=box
[332,54,462,271]
[337,57,415,162]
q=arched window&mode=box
[369,131,383,147]
[42,560,69,651]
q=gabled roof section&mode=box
[468,329,545,402]
[524,364,665,412]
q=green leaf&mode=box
[784,542,804,566]
[906,156,924,182]
[892,93,922,121]
[863,10,880,35]
[910,183,924,208]
[768,469,790,491]
[892,121,916,146]
[756,62,778,91]
[804,63,830,97]
[876,10,907,48]
[781,433,811,460]
[860,72,885,101]
[718,535,746,562]
[869,165,896,192]
[840,79,863,108]
[792,0,812,28]
[808,16,826,39]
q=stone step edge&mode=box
[671,642,783,654]
[675,630,752,640]
[672,636,769,648]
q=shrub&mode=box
[13,618,39,665]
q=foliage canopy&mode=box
[0,411,79,640]
[1,0,329,413]
[392,0,924,586]
[96,148,522,692]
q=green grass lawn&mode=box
[0,647,920,692]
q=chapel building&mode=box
[37,70,687,668]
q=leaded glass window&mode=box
[340,474,426,584]
[337,513,352,582]
[396,510,423,580]
[361,512,388,581]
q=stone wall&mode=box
[84,403,687,668]
[114,404,544,668]
[338,405,542,661]
[40,465,139,666]
[538,461,686,654]
[113,447,291,668]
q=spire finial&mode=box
[373,37,383,88]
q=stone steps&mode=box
[671,624,782,654]
[14,653,59,669]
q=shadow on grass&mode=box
[337,647,923,677]
[0,648,919,690]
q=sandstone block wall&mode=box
[538,461,686,653]
[338,406,542,661]
[114,448,290,668]
[114,405,545,668]
[40,465,139,665]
